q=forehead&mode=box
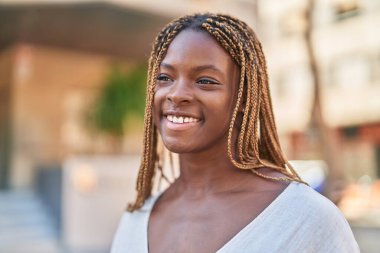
[161,29,235,70]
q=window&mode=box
[333,0,361,20]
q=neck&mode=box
[173,138,251,198]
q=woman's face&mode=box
[153,29,240,154]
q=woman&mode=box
[111,13,359,253]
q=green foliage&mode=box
[88,65,146,137]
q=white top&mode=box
[111,182,360,253]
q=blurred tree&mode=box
[304,0,344,203]
[87,65,146,153]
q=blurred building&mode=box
[0,2,174,251]
[258,0,380,184]
[0,1,173,190]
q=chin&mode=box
[162,139,190,154]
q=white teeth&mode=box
[166,115,199,124]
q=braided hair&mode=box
[128,13,306,211]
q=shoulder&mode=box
[111,209,146,244]
[284,182,347,227]
[111,195,159,253]
[114,194,159,231]
[281,182,360,252]
[287,182,345,221]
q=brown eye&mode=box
[157,74,171,81]
[197,78,218,85]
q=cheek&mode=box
[211,92,235,114]
[205,94,235,129]
[153,87,166,106]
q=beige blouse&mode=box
[111,182,360,253]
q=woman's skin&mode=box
[149,29,290,253]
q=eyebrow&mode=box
[160,62,224,75]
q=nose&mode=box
[166,78,193,105]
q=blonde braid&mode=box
[127,22,186,211]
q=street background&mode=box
[0,0,379,252]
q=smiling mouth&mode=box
[166,115,201,124]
